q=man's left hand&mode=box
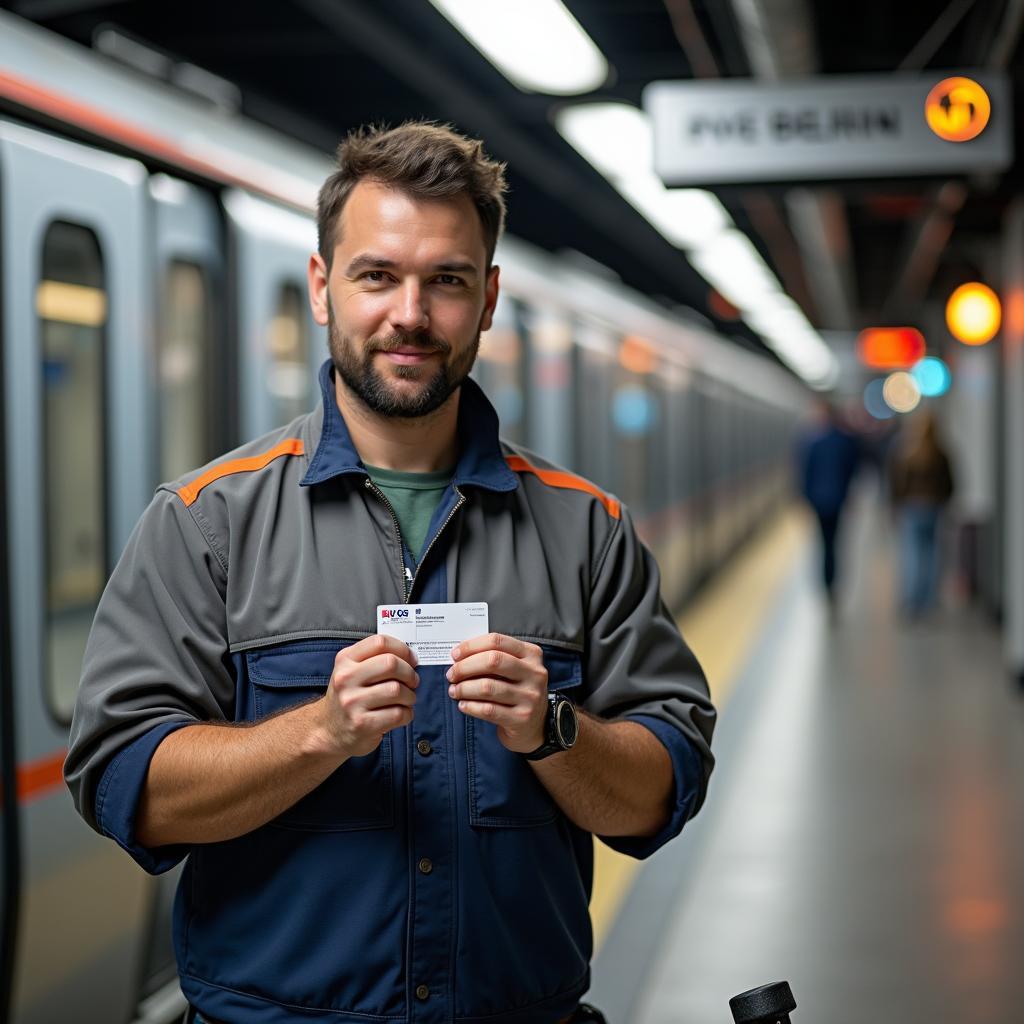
[446,634,548,754]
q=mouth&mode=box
[377,348,441,366]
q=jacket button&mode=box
[416,984,430,1000]
[418,857,433,874]
[417,739,432,756]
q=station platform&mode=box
[587,482,1024,1024]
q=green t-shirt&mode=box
[364,464,454,562]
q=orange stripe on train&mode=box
[177,439,305,507]
[0,749,68,807]
[505,455,621,519]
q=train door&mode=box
[134,174,225,1017]
[1,209,17,1018]
[0,121,153,1023]
[223,189,321,441]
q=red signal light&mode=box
[856,327,926,369]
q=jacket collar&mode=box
[301,359,518,493]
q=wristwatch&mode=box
[524,692,579,761]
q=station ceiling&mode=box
[6,0,1022,379]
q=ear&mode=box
[479,265,501,333]
[308,252,330,326]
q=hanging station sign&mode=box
[644,71,1012,185]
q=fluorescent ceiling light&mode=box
[619,175,728,250]
[556,102,840,389]
[430,0,608,94]
[689,230,778,309]
[556,102,652,180]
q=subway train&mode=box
[0,11,807,1023]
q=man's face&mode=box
[313,180,499,419]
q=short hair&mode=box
[317,121,508,269]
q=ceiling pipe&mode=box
[661,0,819,322]
[726,0,859,331]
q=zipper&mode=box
[410,485,465,598]
[364,477,412,602]
[363,479,466,603]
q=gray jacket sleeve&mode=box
[64,488,234,873]
[583,504,716,859]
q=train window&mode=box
[524,307,574,467]
[38,222,107,723]
[159,260,212,482]
[267,281,311,426]
[611,336,659,518]
[572,323,615,491]
[475,296,527,445]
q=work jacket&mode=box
[65,360,716,1024]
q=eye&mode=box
[361,270,389,283]
[435,274,466,287]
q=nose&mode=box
[388,279,429,334]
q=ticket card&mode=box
[376,602,489,666]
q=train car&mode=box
[0,10,807,1023]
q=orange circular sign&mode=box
[925,77,991,142]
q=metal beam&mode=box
[12,0,132,19]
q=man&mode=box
[797,400,861,613]
[66,122,715,1024]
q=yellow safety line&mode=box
[588,506,810,948]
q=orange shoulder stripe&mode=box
[177,439,305,507]
[505,455,621,520]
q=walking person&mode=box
[796,402,861,613]
[64,122,715,1024]
[889,412,955,618]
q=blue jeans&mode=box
[899,502,942,613]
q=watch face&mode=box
[554,699,579,748]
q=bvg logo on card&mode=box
[380,608,410,620]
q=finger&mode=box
[349,652,420,689]
[362,679,418,710]
[342,632,418,667]
[456,696,524,729]
[450,632,538,663]
[447,677,520,706]
[360,705,415,732]
[447,648,531,685]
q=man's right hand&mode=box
[315,633,419,757]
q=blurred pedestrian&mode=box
[889,412,955,617]
[797,402,861,610]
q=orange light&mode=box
[925,77,991,143]
[856,327,926,369]
[946,282,1001,345]
[618,335,658,375]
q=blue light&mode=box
[612,385,657,436]
[863,378,895,420]
[911,356,951,397]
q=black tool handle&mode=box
[728,981,796,1023]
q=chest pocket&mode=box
[245,640,395,832]
[466,645,582,828]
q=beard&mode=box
[328,304,480,419]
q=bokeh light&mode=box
[883,371,922,413]
[946,282,1001,345]
[612,384,657,435]
[863,378,895,420]
[911,356,952,397]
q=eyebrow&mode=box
[344,254,479,278]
